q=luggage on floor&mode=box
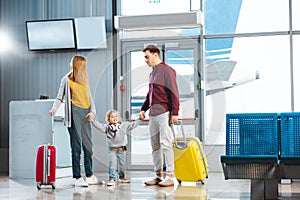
[172,122,209,184]
[35,116,56,189]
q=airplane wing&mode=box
[206,60,237,82]
[206,60,259,95]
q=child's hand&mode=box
[49,109,56,116]
[86,113,95,123]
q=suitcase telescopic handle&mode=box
[51,115,54,145]
[171,121,188,149]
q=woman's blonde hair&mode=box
[68,55,88,84]
[106,110,121,124]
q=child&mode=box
[87,110,144,186]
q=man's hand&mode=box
[139,111,145,120]
[171,115,179,124]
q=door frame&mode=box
[118,37,205,169]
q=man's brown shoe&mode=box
[158,176,174,187]
[144,177,163,186]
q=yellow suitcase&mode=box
[172,123,209,184]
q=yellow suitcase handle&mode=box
[171,121,188,149]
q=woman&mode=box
[49,55,104,187]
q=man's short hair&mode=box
[143,44,160,56]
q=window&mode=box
[205,0,289,35]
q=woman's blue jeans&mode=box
[108,147,126,181]
[68,104,93,179]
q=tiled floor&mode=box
[1,170,300,200]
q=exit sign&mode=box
[149,0,160,3]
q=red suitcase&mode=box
[36,116,56,189]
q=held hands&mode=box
[139,111,145,120]
[49,109,56,116]
[138,111,177,123]
[86,112,95,123]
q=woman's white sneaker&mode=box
[75,177,88,187]
[86,175,98,185]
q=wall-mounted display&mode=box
[74,16,107,49]
[25,19,76,51]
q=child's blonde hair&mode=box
[106,110,121,124]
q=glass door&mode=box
[120,38,203,169]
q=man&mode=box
[139,44,180,187]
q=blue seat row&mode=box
[220,112,300,199]
[223,112,300,159]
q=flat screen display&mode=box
[74,17,107,49]
[26,19,76,51]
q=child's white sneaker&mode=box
[107,179,115,186]
[119,177,130,183]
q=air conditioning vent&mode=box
[115,11,203,30]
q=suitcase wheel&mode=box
[177,179,182,185]
[37,183,41,190]
[51,183,56,189]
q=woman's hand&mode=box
[86,113,95,123]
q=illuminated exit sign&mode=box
[149,0,160,3]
